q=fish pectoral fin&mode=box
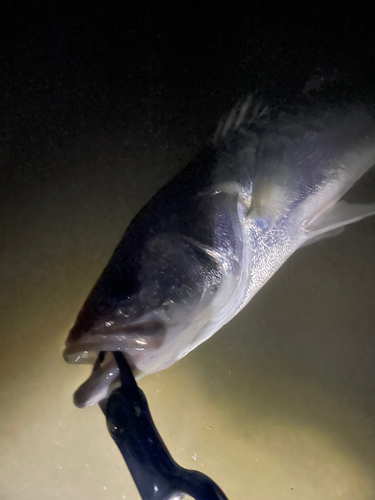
[303,200,375,241]
[299,227,345,248]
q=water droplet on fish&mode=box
[117,308,130,318]
[135,339,147,345]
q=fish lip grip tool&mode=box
[98,351,229,500]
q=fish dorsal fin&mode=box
[213,94,268,144]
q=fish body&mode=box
[64,93,375,408]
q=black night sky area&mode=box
[2,2,375,180]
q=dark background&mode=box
[1,2,375,180]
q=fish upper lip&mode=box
[62,345,100,364]
[63,317,168,365]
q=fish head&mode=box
[63,231,226,407]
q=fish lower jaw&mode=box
[63,345,144,408]
[71,352,125,409]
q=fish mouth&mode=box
[62,341,134,409]
[62,320,166,408]
[72,351,122,408]
[63,348,140,409]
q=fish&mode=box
[63,89,375,408]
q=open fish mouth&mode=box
[62,320,166,408]
[63,337,144,409]
[62,349,121,408]
[64,349,143,409]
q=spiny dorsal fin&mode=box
[213,94,268,144]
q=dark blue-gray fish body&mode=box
[64,93,375,407]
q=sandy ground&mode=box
[1,98,375,500]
